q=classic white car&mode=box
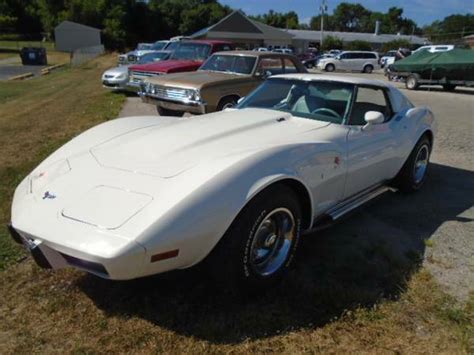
[9,74,435,288]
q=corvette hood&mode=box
[91,108,329,178]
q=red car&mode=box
[128,40,234,89]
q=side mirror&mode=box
[363,111,384,130]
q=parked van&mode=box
[317,51,380,73]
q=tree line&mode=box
[0,0,472,49]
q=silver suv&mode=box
[317,51,380,73]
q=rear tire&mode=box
[443,84,456,91]
[325,63,335,72]
[363,65,374,73]
[406,74,420,90]
[156,106,184,117]
[392,136,431,192]
[206,185,302,290]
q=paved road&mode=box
[0,63,48,80]
[118,73,474,302]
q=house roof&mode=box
[288,29,428,45]
[190,10,293,40]
[55,20,100,32]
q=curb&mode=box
[8,72,34,81]
[41,63,66,75]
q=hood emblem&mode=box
[42,191,56,200]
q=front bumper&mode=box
[102,79,128,90]
[8,222,146,280]
[139,92,207,114]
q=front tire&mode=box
[207,185,302,289]
[325,63,335,72]
[217,96,238,111]
[363,65,374,73]
[393,136,431,192]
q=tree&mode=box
[423,14,474,43]
[321,35,343,51]
[345,40,372,51]
[381,39,412,52]
[332,3,371,32]
[250,10,300,29]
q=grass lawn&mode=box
[0,40,55,51]
[0,54,472,353]
[0,54,126,270]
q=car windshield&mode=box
[237,79,355,124]
[165,41,180,51]
[151,41,167,50]
[200,55,256,74]
[137,43,152,50]
[137,52,169,64]
[171,43,211,60]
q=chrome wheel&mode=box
[249,208,295,277]
[222,101,235,109]
[413,144,429,184]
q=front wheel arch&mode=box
[245,178,313,231]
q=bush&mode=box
[322,35,343,51]
[382,39,412,53]
[345,40,372,51]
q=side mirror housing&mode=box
[363,111,384,130]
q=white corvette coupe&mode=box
[9,74,435,288]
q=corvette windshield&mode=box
[171,43,211,61]
[200,55,256,74]
[237,79,355,124]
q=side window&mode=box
[350,87,392,125]
[256,58,284,75]
[217,44,232,52]
[339,53,349,59]
[283,58,298,73]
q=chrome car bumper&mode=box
[139,92,207,114]
[102,79,128,90]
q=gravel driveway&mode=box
[118,74,474,302]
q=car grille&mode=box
[130,70,163,84]
[150,86,189,100]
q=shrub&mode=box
[322,35,343,51]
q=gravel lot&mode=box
[119,73,473,302]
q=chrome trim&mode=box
[326,185,397,220]
[139,94,207,114]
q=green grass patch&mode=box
[0,54,125,270]
[0,40,55,51]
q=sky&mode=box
[219,0,473,26]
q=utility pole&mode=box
[320,0,328,50]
